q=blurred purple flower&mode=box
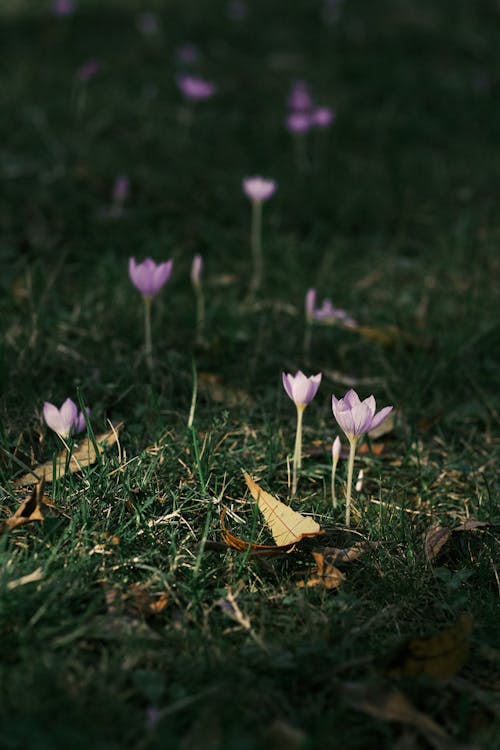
[287,80,313,112]
[226,0,247,21]
[76,58,101,82]
[177,75,215,101]
[242,176,277,203]
[137,12,159,35]
[305,289,357,327]
[146,705,161,731]
[128,257,173,298]
[305,288,316,322]
[52,0,75,15]
[112,175,129,205]
[312,106,336,128]
[176,42,199,65]
[332,389,393,440]
[191,254,203,288]
[43,398,89,438]
[286,111,312,134]
[282,370,322,408]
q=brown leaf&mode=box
[14,424,122,486]
[104,583,168,617]
[455,519,489,532]
[297,551,345,590]
[317,542,374,565]
[243,472,324,546]
[387,614,473,681]
[424,526,452,563]
[220,508,298,557]
[342,683,450,749]
[2,478,57,532]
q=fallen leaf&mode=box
[297,551,345,590]
[104,583,168,617]
[220,508,298,557]
[316,542,374,565]
[243,471,324,546]
[2,478,57,532]
[368,410,397,439]
[424,526,452,563]
[387,614,473,680]
[14,424,122,486]
[342,683,450,750]
[424,520,489,563]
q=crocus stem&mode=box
[331,458,338,509]
[345,436,358,526]
[249,199,263,294]
[195,286,205,345]
[292,403,305,497]
[187,358,198,429]
[303,322,312,362]
[143,296,153,371]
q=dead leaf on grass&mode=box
[14,424,122,486]
[317,542,375,565]
[424,526,453,563]
[342,683,451,750]
[424,520,490,563]
[243,471,324,546]
[104,583,168,617]
[386,614,473,680]
[1,478,57,532]
[220,508,298,557]
[297,551,345,590]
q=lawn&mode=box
[1,1,499,748]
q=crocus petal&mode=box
[43,400,75,437]
[368,405,393,433]
[74,407,90,434]
[153,260,173,293]
[351,402,374,436]
[332,435,341,461]
[282,372,294,401]
[335,402,356,437]
[343,389,361,409]
[60,398,78,428]
[129,257,172,297]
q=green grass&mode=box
[1,0,500,748]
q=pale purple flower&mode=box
[177,75,215,101]
[52,0,75,15]
[313,299,357,327]
[332,389,393,440]
[76,58,101,82]
[146,705,161,731]
[332,435,342,462]
[242,176,277,203]
[226,0,247,21]
[288,80,313,112]
[312,107,336,128]
[128,257,173,298]
[305,288,316,322]
[312,107,335,128]
[175,43,199,65]
[190,254,203,287]
[43,398,89,438]
[282,371,322,408]
[112,175,129,205]
[137,12,159,35]
[286,111,312,134]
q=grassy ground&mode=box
[1,0,500,748]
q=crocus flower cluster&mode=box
[43,398,89,439]
[177,75,215,101]
[286,80,336,135]
[305,288,357,328]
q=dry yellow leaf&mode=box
[297,551,346,590]
[243,471,324,546]
[387,614,473,680]
[2,478,57,532]
[220,508,298,557]
[14,424,122,486]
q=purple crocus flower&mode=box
[43,398,89,438]
[332,389,393,440]
[282,370,322,408]
[286,111,312,134]
[52,0,75,15]
[177,75,215,101]
[175,42,199,65]
[128,257,173,298]
[305,289,357,327]
[312,106,336,128]
[287,80,313,112]
[76,58,101,82]
[332,435,342,462]
[190,254,203,287]
[112,175,129,205]
[242,176,277,203]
